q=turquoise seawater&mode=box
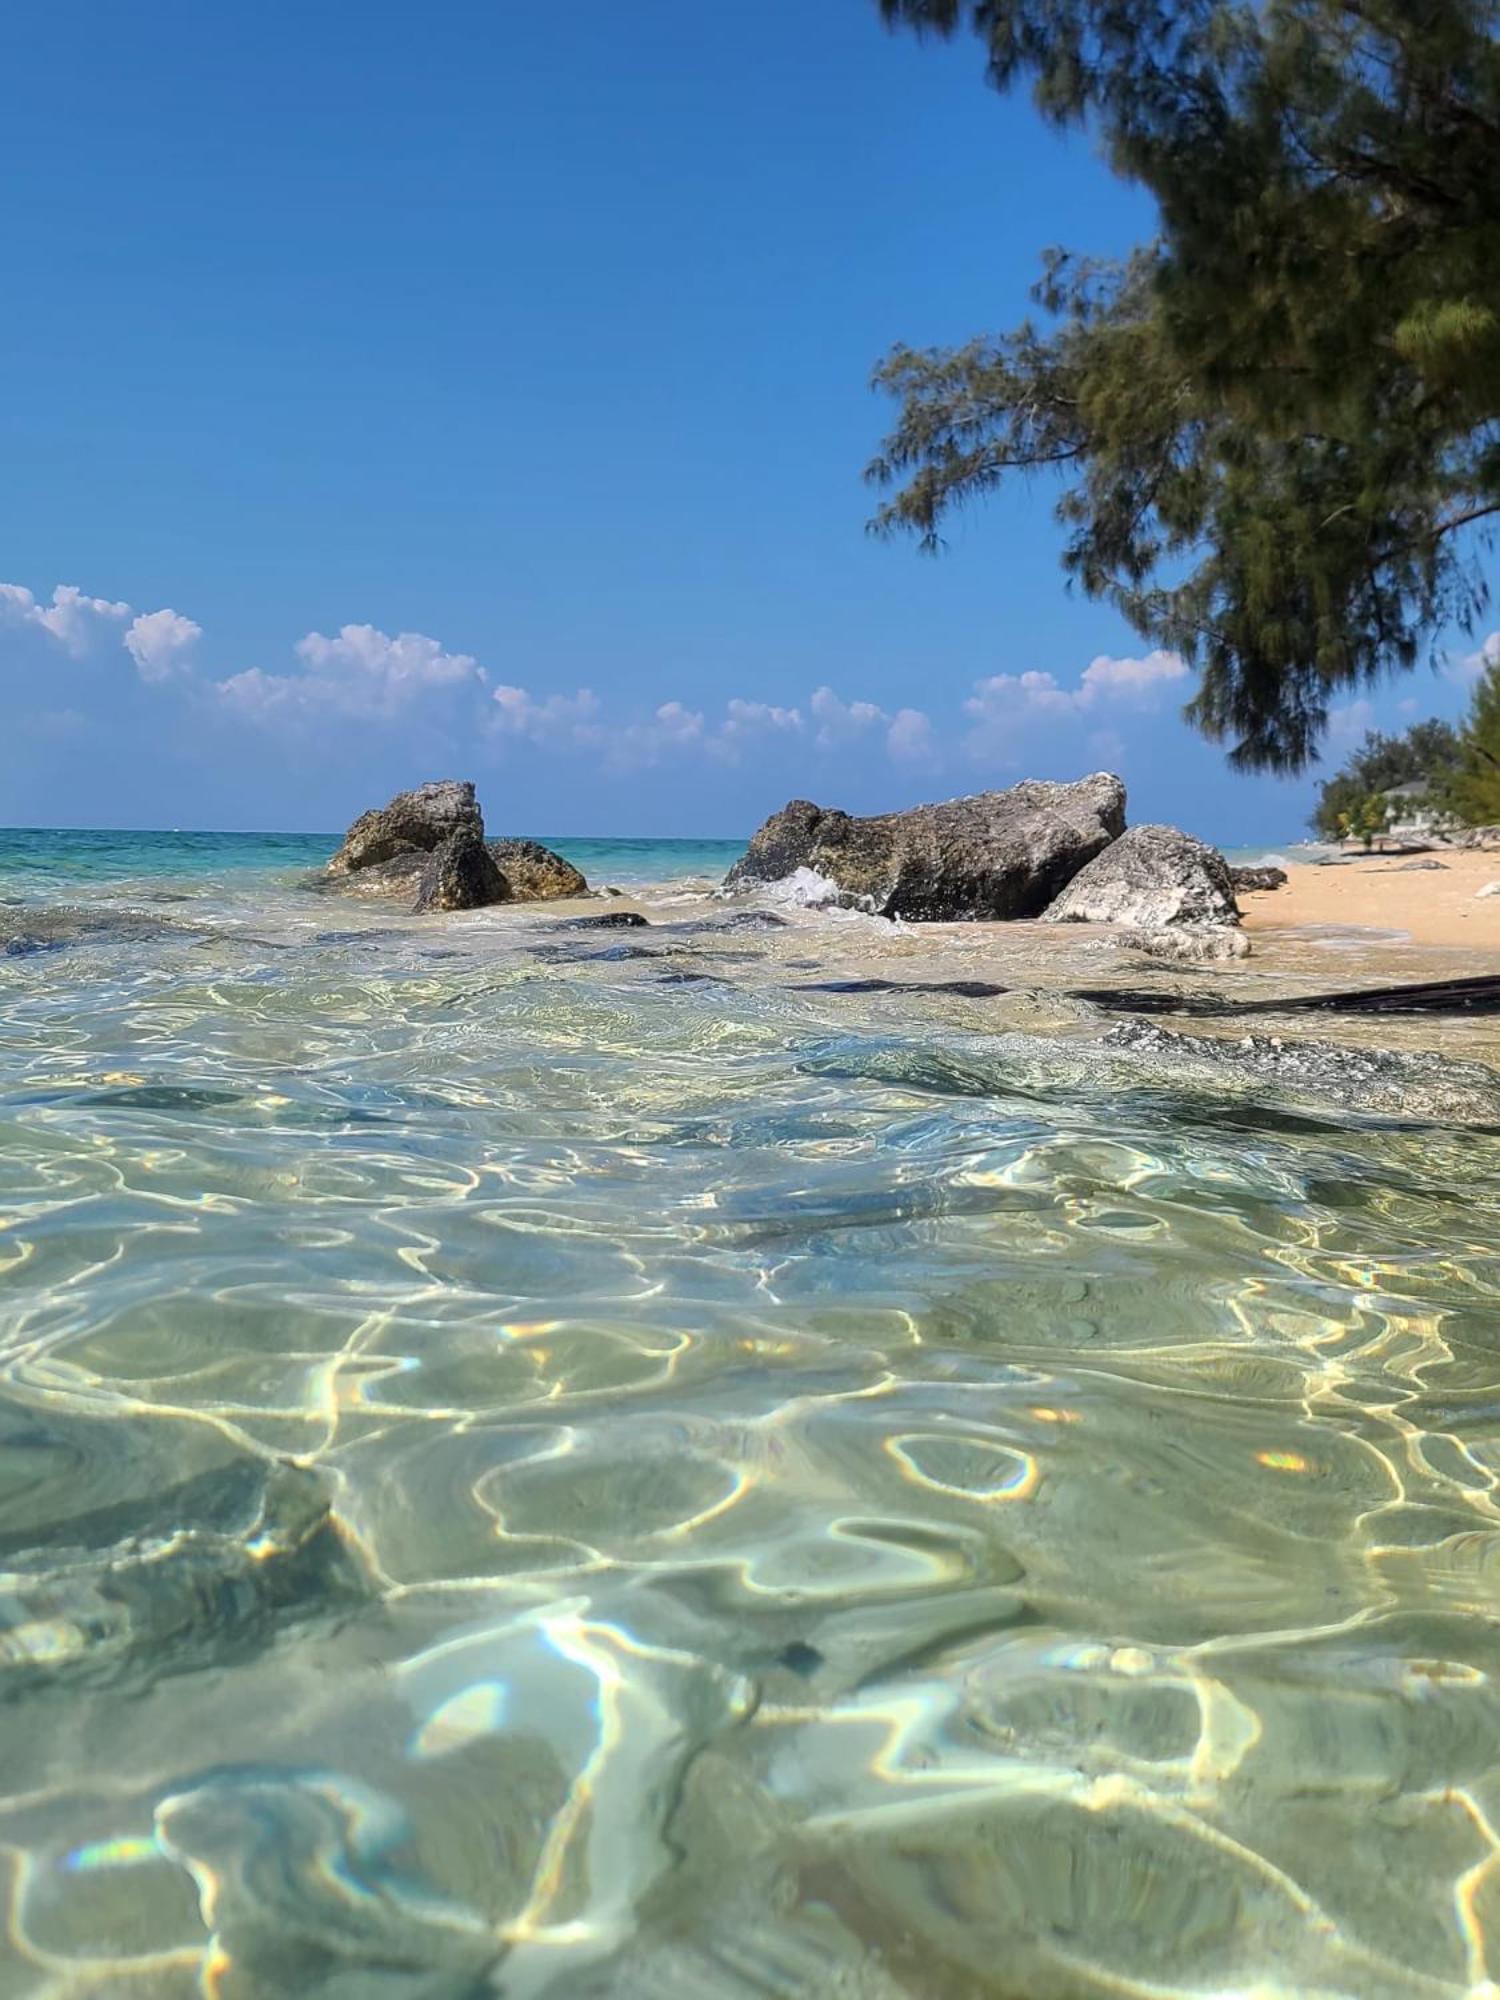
[3,826,1500,1999]
[0,826,748,892]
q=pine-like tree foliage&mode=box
[869,1,1500,770]
[1447,660,1500,821]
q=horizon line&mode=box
[0,822,755,842]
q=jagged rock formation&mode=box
[1044,823,1240,930]
[415,834,510,913]
[321,784,587,912]
[486,838,587,901]
[1231,865,1289,893]
[725,775,1126,920]
[328,780,482,876]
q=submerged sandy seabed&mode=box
[569,862,1500,1071]
[6,852,1500,1996]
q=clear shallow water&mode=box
[3,832,1500,1998]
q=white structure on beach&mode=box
[1377,780,1457,846]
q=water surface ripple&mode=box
[2,834,1500,1998]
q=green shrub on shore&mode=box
[1309,720,1461,841]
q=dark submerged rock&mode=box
[791,976,1010,999]
[322,782,586,916]
[308,850,429,900]
[1045,823,1240,930]
[1098,1019,1500,1123]
[1067,970,1500,1020]
[327,779,482,876]
[485,838,588,901]
[1,907,196,950]
[725,774,1126,921]
[414,833,510,913]
[0,1457,367,1697]
[1231,865,1289,894]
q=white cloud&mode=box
[966,651,1185,724]
[491,684,603,748]
[611,700,709,768]
[967,669,1079,722]
[220,623,482,724]
[962,650,1188,762]
[887,707,938,768]
[1451,631,1500,682]
[0,581,132,656]
[1076,649,1186,703]
[214,667,301,722]
[808,684,934,765]
[711,698,804,761]
[1326,697,1375,746]
[10,569,1207,792]
[809,686,887,747]
[488,684,916,771]
[124,608,201,682]
[297,624,480,696]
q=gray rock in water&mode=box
[724,774,1126,920]
[562,910,650,929]
[328,780,482,876]
[0,1457,368,1698]
[1099,1019,1500,1122]
[308,850,429,900]
[1231,865,1289,893]
[1119,925,1251,963]
[486,837,587,901]
[1046,823,1239,930]
[415,833,510,913]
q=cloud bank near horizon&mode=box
[8,574,1495,795]
[0,574,1220,781]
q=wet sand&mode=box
[1241,850,1500,950]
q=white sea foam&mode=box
[759,865,871,912]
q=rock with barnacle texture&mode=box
[327,780,483,876]
[1230,865,1288,894]
[1119,925,1251,963]
[311,851,430,900]
[1045,823,1240,931]
[485,838,588,902]
[414,833,510,913]
[1097,1019,1500,1123]
[724,774,1126,921]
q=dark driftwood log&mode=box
[1239,974,1500,1016]
[794,973,1500,1018]
[1068,974,1500,1017]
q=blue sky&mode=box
[2,0,1492,842]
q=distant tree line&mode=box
[1311,657,1500,836]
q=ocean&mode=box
[2,824,1499,1999]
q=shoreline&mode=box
[1239,851,1500,950]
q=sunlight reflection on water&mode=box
[2,845,1500,1996]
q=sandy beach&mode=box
[1240,849,1500,949]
